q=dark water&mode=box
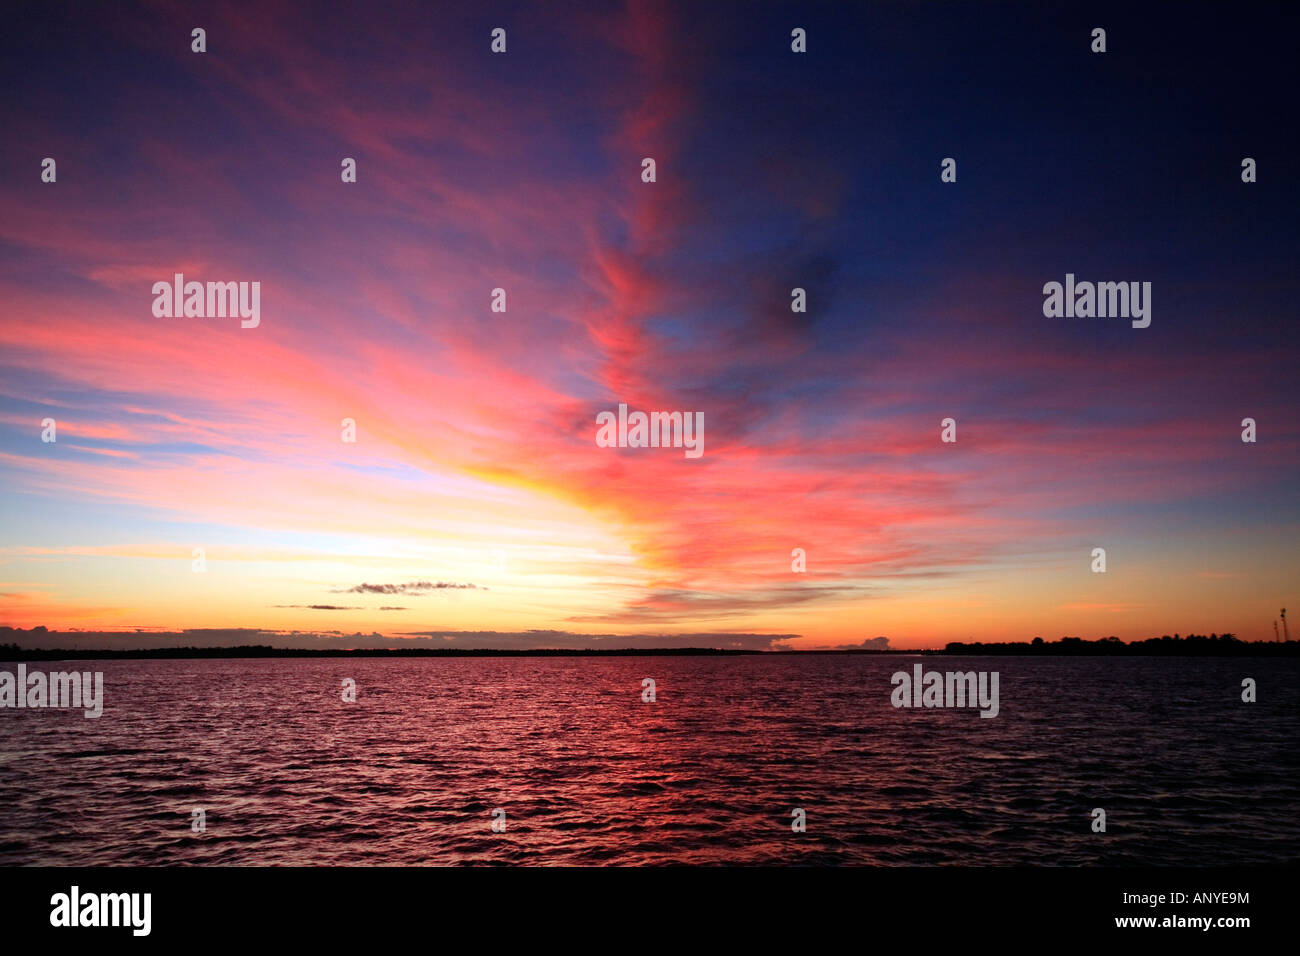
[0,656,1296,865]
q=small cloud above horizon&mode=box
[336,581,484,595]
[273,605,363,611]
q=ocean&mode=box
[1,655,1295,865]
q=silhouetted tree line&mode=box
[942,633,1297,656]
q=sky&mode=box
[1,1,1297,649]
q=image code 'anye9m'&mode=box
[0,0,1295,944]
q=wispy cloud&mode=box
[273,605,363,611]
[338,582,483,595]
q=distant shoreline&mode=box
[2,636,1295,661]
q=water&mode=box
[0,655,1295,865]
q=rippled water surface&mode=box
[1,655,1296,865]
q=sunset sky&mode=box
[1,1,1296,648]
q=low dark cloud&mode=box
[821,636,892,651]
[0,626,797,652]
[401,630,799,651]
